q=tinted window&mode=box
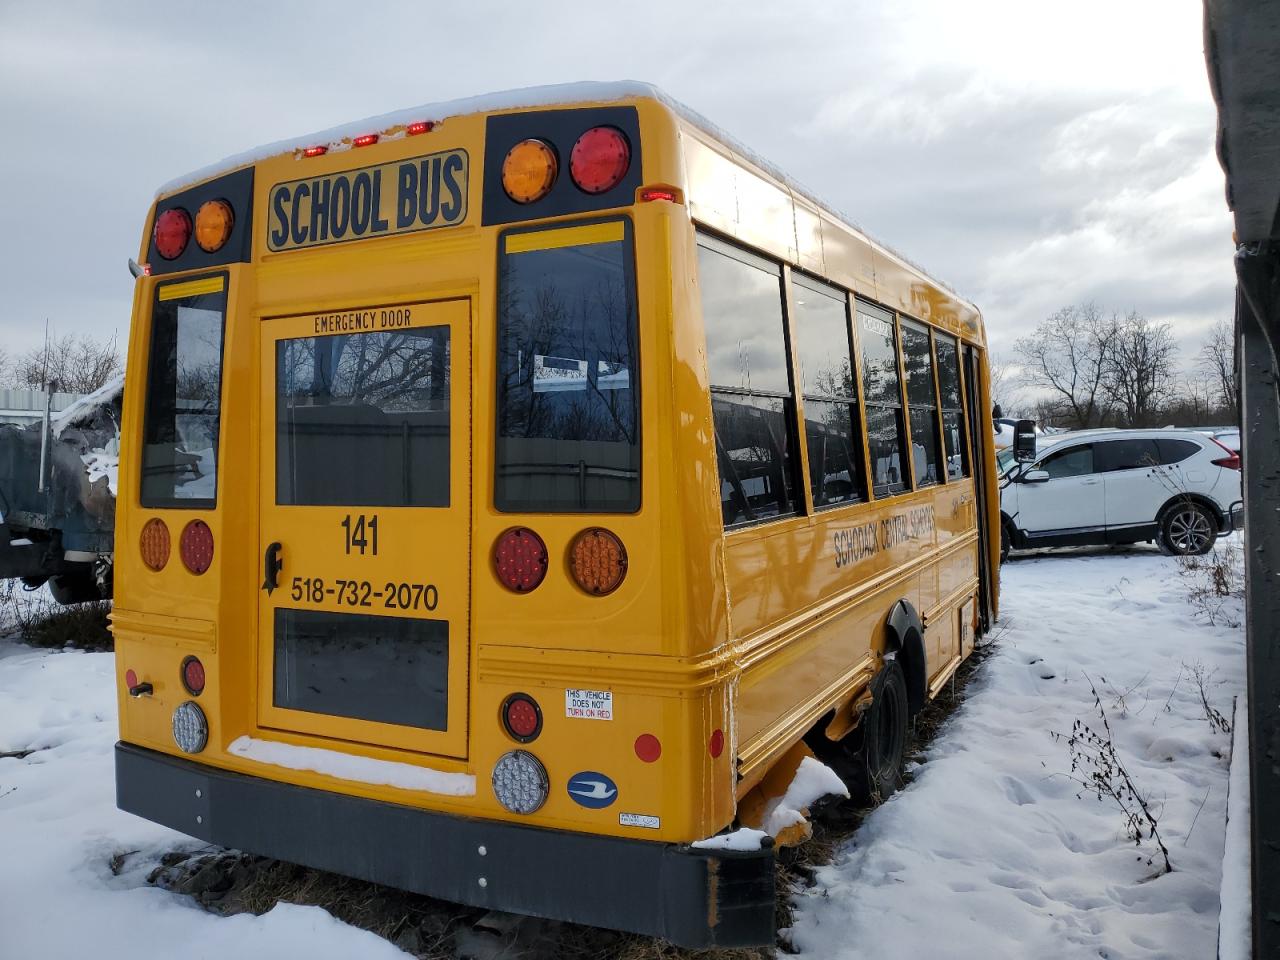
[274,609,447,730]
[936,336,968,479]
[1156,438,1201,465]
[496,219,639,512]
[936,336,962,410]
[793,275,853,397]
[699,242,790,393]
[858,304,902,406]
[141,276,227,507]
[865,405,908,494]
[712,394,798,525]
[793,274,863,508]
[1041,445,1094,479]
[857,301,908,497]
[698,235,800,527]
[277,326,449,506]
[901,323,942,487]
[1096,438,1160,472]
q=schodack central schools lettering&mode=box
[268,148,467,252]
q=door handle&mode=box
[262,541,283,594]
[1082,478,1100,485]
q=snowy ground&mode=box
[790,540,1245,960]
[0,540,1245,959]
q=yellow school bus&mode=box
[112,82,999,947]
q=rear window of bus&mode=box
[495,218,640,513]
[140,275,227,508]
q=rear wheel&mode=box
[1158,502,1217,556]
[48,571,104,605]
[841,659,909,803]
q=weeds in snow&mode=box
[1177,539,1243,628]
[0,579,112,651]
[1052,674,1172,875]
[1187,661,1232,735]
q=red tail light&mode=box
[181,656,206,696]
[1209,436,1241,470]
[494,528,549,592]
[179,520,214,574]
[154,208,192,260]
[570,126,630,194]
[501,693,543,743]
[639,185,680,204]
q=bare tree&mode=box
[1015,303,1117,429]
[13,333,122,394]
[1104,311,1178,428]
[988,352,1023,416]
[1197,318,1239,413]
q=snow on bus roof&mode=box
[158,80,972,308]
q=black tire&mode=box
[840,659,910,804]
[1158,501,1217,556]
[1000,521,1011,564]
[48,571,104,606]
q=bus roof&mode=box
[157,79,975,316]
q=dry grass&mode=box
[0,579,112,650]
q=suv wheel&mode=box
[1159,502,1216,556]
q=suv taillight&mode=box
[1209,436,1241,470]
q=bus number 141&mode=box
[341,514,379,555]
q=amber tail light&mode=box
[569,528,627,595]
[140,518,170,571]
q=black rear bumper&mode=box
[115,742,775,948]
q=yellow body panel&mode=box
[114,91,997,848]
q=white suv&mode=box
[998,428,1242,560]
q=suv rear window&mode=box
[495,219,639,512]
[1156,438,1201,465]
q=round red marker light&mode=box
[179,520,214,575]
[709,729,724,759]
[154,208,192,260]
[635,733,662,763]
[181,656,206,696]
[493,528,548,592]
[570,126,630,195]
[125,669,138,690]
[501,693,543,743]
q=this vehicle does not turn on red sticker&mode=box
[565,688,613,720]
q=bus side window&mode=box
[900,321,943,487]
[856,300,909,498]
[792,273,866,507]
[935,335,968,479]
[696,234,800,528]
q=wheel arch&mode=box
[1156,492,1225,527]
[884,599,926,717]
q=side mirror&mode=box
[1013,419,1037,463]
[1021,469,1050,484]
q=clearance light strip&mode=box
[158,276,226,301]
[504,221,624,255]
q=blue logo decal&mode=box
[567,771,618,809]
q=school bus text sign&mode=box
[266,148,467,252]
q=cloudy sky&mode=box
[0,0,1231,371]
